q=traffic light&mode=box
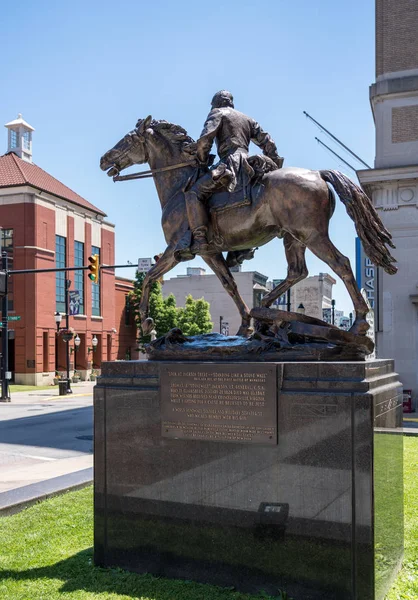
[88,254,100,283]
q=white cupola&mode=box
[4,114,35,163]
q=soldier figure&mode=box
[186,90,283,255]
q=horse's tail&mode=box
[320,169,397,275]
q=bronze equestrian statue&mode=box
[186,90,283,255]
[100,94,397,340]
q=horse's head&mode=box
[100,115,152,177]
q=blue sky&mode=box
[2,0,376,314]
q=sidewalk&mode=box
[8,381,95,404]
[0,383,95,514]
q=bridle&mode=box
[112,159,198,182]
[111,124,199,182]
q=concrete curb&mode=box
[0,467,93,516]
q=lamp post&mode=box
[54,312,62,374]
[55,280,73,393]
[88,335,98,371]
[74,334,81,372]
[297,303,305,315]
[220,315,223,334]
[64,279,72,393]
[349,312,353,328]
[331,299,336,326]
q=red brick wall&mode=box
[115,278,137,360]
[0,192,137,379]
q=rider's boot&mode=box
[185,191,212,255]
[191,226,210,255]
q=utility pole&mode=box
[1,252,10,402]
[65,278,72,394]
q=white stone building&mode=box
[162,268,335,335]
[357,0,418,402]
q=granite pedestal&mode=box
[94,359,403,600]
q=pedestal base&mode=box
[94,359,403,600]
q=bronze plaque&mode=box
[160,363,277,445]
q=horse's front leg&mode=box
[202,253,252,337]
[139,246,178,335]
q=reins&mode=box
[112,159,198,182]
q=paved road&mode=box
[0,390,93,493]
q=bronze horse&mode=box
[100,116,397,337]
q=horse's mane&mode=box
[150,120,197,156]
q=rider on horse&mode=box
[186,90,284,255]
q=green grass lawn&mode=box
[386,436,418,599]
[9,384,58,393]
[0,438,417,600]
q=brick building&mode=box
[0,115,137,384]
[357,0,418,402]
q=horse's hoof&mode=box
[236,325,253,338]
[349,319,370,336]
[142,317,154,335]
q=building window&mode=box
[92,245,100,316]
[23,131,31,150]
[74,241,84,314]
[10,130,18,148]
[56,235,66,313]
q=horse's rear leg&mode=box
[305,233,369,335]
[261,233,308,307]
[203,253,251,337]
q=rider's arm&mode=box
[251,120,283,167]
[196,109,222,164]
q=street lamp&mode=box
[220,315,223,334]
[74,334,81,373]
[55,311,62,331]
[55,279,73,394]
[331,299,336,326]
[297,303,305,315]
[88,335,98,354]
[55,312,62,374]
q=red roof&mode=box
[0,152,106,216]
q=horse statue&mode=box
[100,116,397,340]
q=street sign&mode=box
[8,316,21,321]
[69,290,81,316]
[221,322,229,336]
[138,258,153,273]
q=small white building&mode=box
[162,268,335,335]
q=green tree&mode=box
[130,273,213,348]
[177,294,213,336]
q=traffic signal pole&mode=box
[0,262,134,401]
[1,252,10,402]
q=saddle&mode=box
[174,155,279,262]
[208,154,278,214]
